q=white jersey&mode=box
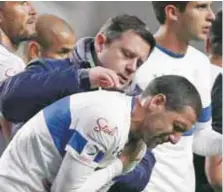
[210,64,222,89]
[0,90,132,192]
[0,44,25,81]
[0,44,26,155]
[134,45,212,192]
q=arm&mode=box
[192,59,222,156]
[51,106,123,191]
[205,156,222,192]
[109,150,156,192]
[205,74,222,191]
[51,151,123,192]
[0,58,85,123]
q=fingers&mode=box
[89,66,121,89]
[99,70,120,88]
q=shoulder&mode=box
[187,46,210,63]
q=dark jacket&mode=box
[0,38,95,123]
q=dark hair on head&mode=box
[141,75,202,119]
[210,9,222,56]
[99,14,156,55]
[152,1,189,24]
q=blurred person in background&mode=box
[194,9,222,192]
[0,1,37,155]
[23,14,76,64]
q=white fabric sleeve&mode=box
[51,106,122,191]
[193,126,222,156]
[51,152,123,192]
[192,57,222,156]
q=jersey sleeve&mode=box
[66,106,119,169]
[194,57,212,131]
[51,106,122,192]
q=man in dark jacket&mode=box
[0,14,155,124]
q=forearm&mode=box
[75,159,123,192]
[205,155,222,190]
[193,128,222,156]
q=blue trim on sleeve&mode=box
[198,105,212,123]
[183,126,196,136]
[156,44,185,58]
[43,96,74,156]
[94,151,105,163]
[68,130,88,154]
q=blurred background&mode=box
[32,1,222,52]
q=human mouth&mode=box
[202,25,211,34]
[118,74,129,85]
[27,17,37,24]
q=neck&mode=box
[0,29,18,52]
[154,25,189,55]
[209,55,222,67]
[130,97,145,132]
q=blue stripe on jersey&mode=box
[198,105,212,123]
[156,44,185,58]
[68,130,87,154]
[94,151,104,163]
[43,96,74,156]
[183,106,212,136]
[183,126,196,136]
[131,96,135,112]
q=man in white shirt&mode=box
[125,2,221,192]
[0,1,37,78]
[194,9,222,192]
[0,75,202,192]
[0,1,37,154]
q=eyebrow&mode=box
[173,122,188,133]
[57,47,73,53]
[122,47,146,63]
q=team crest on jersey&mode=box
[94,117,117,136]
[79,143,101,164]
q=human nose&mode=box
[126,59,137,75]
[207,7,215,22]
[168,133,182,144]
[28,2,37,16]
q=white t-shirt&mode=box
[0,44,26,156]
[0,44,25,81]
[210,64,222,88]
[133,45,212,192]
[0,90,132,192]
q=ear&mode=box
[0,7,4,24]
[165,5,181,23]
[205,37,211,55]
[27,41,41,62]
[146,94,167,112]
[94,33,107,53]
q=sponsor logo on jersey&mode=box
[94,118,117,136]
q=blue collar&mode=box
[131,96,136,112]
[156,44,185,58]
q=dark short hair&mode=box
[141,75,202,119]
[210,9,222,56]
[152,1,189,24]
[99,14,156,54]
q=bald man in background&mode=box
[23,14,76,63]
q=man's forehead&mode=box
[119,31,150,59]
